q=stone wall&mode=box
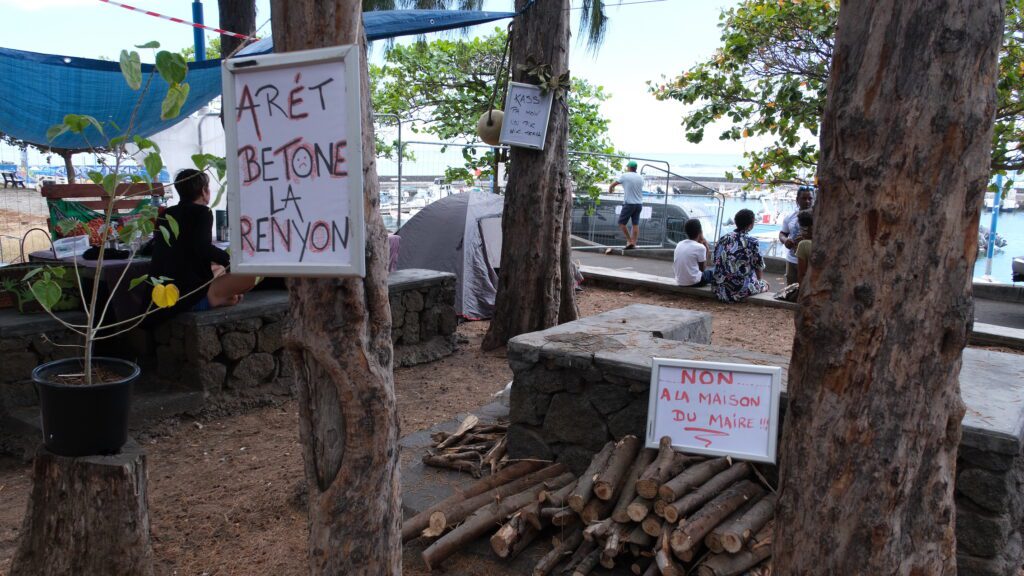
[507,304,1024,576]
[0,269,458,453]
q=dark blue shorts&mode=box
[192,295,211,312]
[618,204,642,225]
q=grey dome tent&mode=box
[396,191,505,319]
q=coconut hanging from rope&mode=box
[477,109,504,145]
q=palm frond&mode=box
[578,0,608,52]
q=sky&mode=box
[0,0,770,164]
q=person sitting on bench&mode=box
[711,208,770,303]
[673,218,713,287]
[149,169,256,313]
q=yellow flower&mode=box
[152,283,180,308]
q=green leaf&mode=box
[49,267,65,279]
[30,280,61,310]
[21,267,46,282]
[133,135,160,153]
[143,152,163,184]
[129,274,150,290]
[161,83,190,121]
[135,41,160,49]
[108,135,128,149]
[88,171,104,185]
[46,124,69,142]
[119,49,142,91]
[155,51,187,85]
[62,114,105,138]
[165,214,180,239]
[102,173,119,196]
[159,226,170,244]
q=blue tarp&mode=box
[0,10,515,151]
[239,10,516,55]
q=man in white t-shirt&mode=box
[673,218,713,287]
[609,161,645,249]
[779,186,814,285]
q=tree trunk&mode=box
[11,441,153,576]
[59,150,75,183]
[481,0,577,351]
[218,0,257,57]
[270,2,399,574]
[774,1,1004,574]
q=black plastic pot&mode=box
[32,357,138,457]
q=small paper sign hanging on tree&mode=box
[499,82,553,150]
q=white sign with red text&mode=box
[646,359,782,463]
[223,45,365,277]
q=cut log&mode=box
[638,452,697,500]
[658,457,730,502]
[705,495,762,554]
[670,480,765,557]
[581,494,616,524]
[532,526,583,576]
[542,478,577,506]
[641,513,664,538]
[402,460,546,541]
[696,523,772,576]
[612,449,657,523]
[636,436,673,499]
[436,414,480,449]
[655,524,682,576]
[717,493,777,553]
[422,454,481,477]
[662,462,750,523]
[602,522,632,560]
[550,508,577,527]
[482,435,508,474]
[627,496,653,522]
[594,435,642,500]
[422,471,574,568]
[573,548,602,576]
[631,556,653,575]
[568,441,616,512]
[641,558,659,576]
[521,501,543,530]
[11,441,154,576]
[582,518,612,542]
[562,540,597,575]
[551,519,582,546]
[627,523,655,547]
[491,511,541,559]
[423,463,567,537]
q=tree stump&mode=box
[11,440,154,576]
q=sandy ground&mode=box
[0,286,1013,575]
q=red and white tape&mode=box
[97,0,254,40]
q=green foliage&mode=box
[651,0,1024,185]
[370,28,621,196]
[180,37,222,61]
[119,49,142,90]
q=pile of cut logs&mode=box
[405,435,775,575]
[423,415,509,478]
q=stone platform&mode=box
[507,304,1024,576]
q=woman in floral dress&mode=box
[712,209,770,303]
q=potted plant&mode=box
[14,43,225,457]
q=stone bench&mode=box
[506,304,1024,576]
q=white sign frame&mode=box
[499,81,554,150]
[222,45,365,277]
[646,358,782,464]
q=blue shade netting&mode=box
[0,10,515,151]
[238,9,516,55]
[0,48,223,151]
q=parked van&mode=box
[571,196,689,247]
